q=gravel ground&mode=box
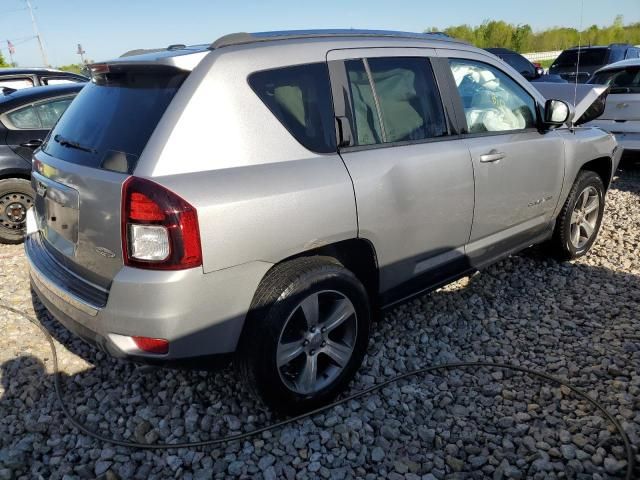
[0,165,639,480]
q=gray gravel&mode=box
[1,166,639,480]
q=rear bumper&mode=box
[25,232,272,363]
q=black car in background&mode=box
[0,83,83,243]
[549,44,640,83]
[485,48,568,83]
[0,68,87,91]
[485,48,544,81]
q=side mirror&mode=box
[544,99,571,127]
[535,67,544,78]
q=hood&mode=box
[532,83,609,126]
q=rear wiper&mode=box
[53,134,96,153]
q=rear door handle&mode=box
[20,139,43,149]
[480,151,506,163]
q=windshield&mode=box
[553,48,608,68]
[42,68,186,173]
[589,67,640,93]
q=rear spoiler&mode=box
[90,46,209,74]
[533,83,609,126]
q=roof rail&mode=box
[209,29,464,50]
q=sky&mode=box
[1,0,639,67]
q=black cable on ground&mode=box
[1,304,635,479]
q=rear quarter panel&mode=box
[138,43,358,273]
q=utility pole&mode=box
[7,41,15,66]
[77,43,86,64]
[25,0,48,67]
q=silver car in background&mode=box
[587,58,640,161]
[25,30,621,412]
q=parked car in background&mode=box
[0,68,87,91]
[549,44,640,83]
[485,48,544,81]
[25,30,620,413]
[0,83,83,243]
[485,48,568,83]
[586,59,640,162]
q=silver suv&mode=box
[25,30,621,412]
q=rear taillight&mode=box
[121,176,202,270]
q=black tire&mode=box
[0,178,34,245]
[235,256,371,414]
[550,170,605,260]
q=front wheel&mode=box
[235,257,371,414]
[0,178,34,245]
[550,170,605,260]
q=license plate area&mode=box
[32,171,79,257]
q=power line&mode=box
[25,0,48,66]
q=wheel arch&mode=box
[266,238,380,308]
[579,156,613,190]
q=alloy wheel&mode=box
[569,186,600,250]
[276,290,357,395]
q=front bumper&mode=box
[25,232,272,363]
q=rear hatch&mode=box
[550,48,609,83]
[590,65,640,124]
[32,62,192,289]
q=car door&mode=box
[438,51,565,266]
[2,96,75,161]
[327,48,475,304]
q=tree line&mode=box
[2,16,640,68]
[430,15,640,52]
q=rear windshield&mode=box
[553,48,608,68]
[42,68,186,173]
[590,67,640,93]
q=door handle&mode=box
[480,151,506,163]
[20,139,43,149]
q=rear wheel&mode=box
[235,257,371,414]
[0,178,34,245]
[550,170,605,260]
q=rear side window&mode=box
[554,48,608,67]
[4,97,74,130]
[249,63,336,153]
[42,68,186,173]
[344,57,447,146]
[590,67,640,93]
[0,77,34,90]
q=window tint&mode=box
[344,59,383,146]
[35,97,74,128]
[367,57,447,142]
[590,67,640,93]
[43,69,186,173]
[0,77,34,90]
[43,77,81,86]
[249,63,336,153]
[553,48,607,67]
[503,54,535,78]
[344,57,447,146]
[608,48,625,64]
[449,59,537,133]
[6,105,40,129]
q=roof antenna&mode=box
[572,0,585,128]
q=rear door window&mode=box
[249,63,336,153]
[0,77,34,90]
[42,68,186,173]
[590,67,640,93]
[343,57,447,146]
[6,105,40,129]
